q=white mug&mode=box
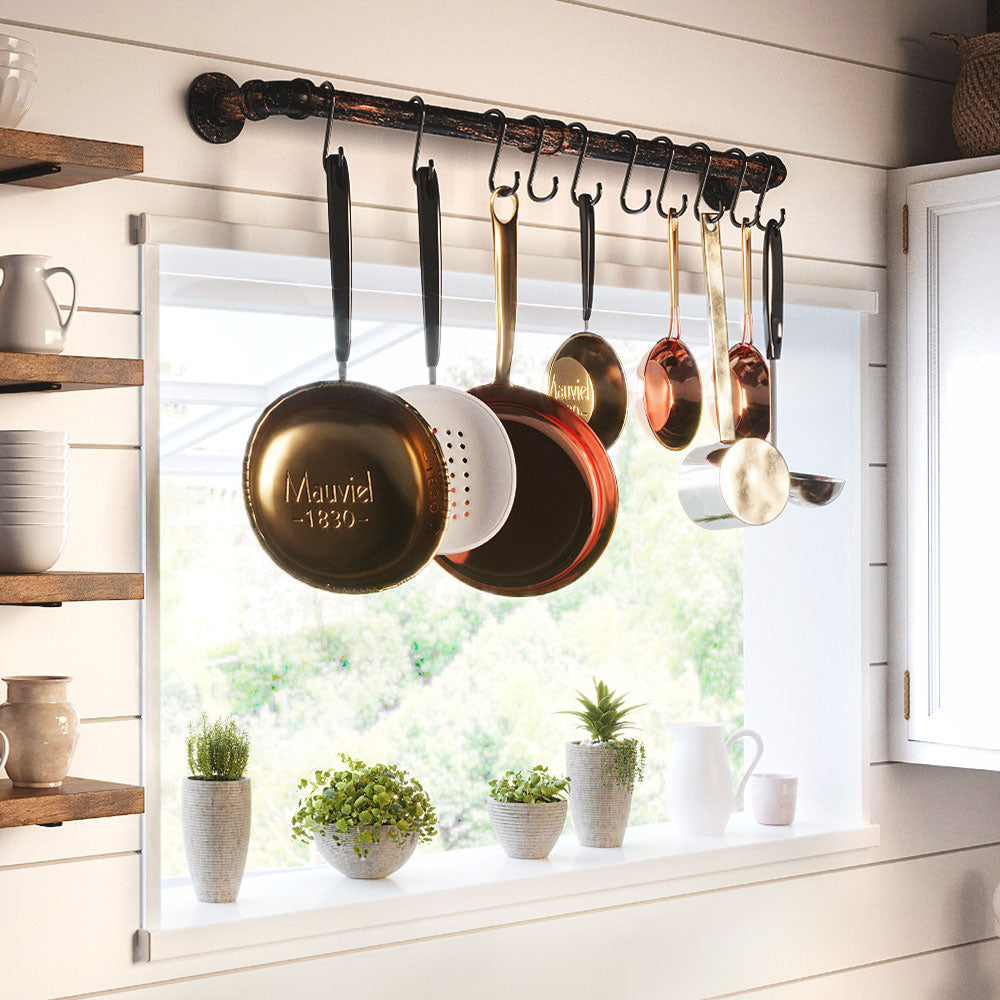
[0,729,9,773]
[0,254,78,354]
[750,773,798,826]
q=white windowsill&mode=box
[138,816,879,963]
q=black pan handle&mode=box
[325,149,352,380]
[416,164,442,383]
[579,192,595,329]
[763,218,783,361]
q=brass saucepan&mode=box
[243,145,448,592]
[677,218,789,530]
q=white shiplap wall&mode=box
[0,2,997,998]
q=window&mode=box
[150,238,867,886]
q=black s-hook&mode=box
[524,115,559,202]
[724,147,749,227]
[485,108,520,194]
[615,129,651,214]
[409,95,434,182]
[653,135,688,218]
[569,121,602,206]
[691,142,724,223]
[751,153,786,230]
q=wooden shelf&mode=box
[0,128,142,188]
[0,352,143,392]
[0,777,144,828]
[0,572,144,606]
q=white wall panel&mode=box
[0,814,140,869]
[869,465,888,563]
[0,389,139,447]
[869,564,889,665]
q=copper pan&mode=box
[243,148,448,593]
[437,188,618,596]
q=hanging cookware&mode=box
[243,141,449,593]
[728,219,770,439]
[635,206,702,451]
[677,218,789,529]
[437,187,618,596]
[544,192,627,448]
[398,149,517,555]
[762,220,845,508]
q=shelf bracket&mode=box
[0,382,64,394]
[0,163,62,185]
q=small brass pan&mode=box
[243,149,448,593]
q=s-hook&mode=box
[615,129,651,214]
[569,121,602,206]
[750,152,785,230]
[486,108,520,194]
[691,142,724,223]
[524,115,559,202]
[410,96,442,378]
[725,147,749,227]
[653,135,688,218]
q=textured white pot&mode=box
[487,798,567,859]
[566,741,633,848]
[315,825,418,879]
[182,777,251,903]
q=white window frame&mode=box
[133,210,880,962]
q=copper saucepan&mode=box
[438,188,618,596]
[243,146,449,592]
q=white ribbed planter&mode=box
[182,777,251,903]
[566,741,633,848]
[315,825,418,879]
[487,798,567,859]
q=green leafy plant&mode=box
[488,765,570,803]
[291,755,438,857]
[561,678,647,792]
[185,713,250,781]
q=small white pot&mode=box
[487,798,567,859]
[182,777,251,903]
[314,825,418,879]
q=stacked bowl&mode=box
[0,35,36,127]
[0,431,68,572]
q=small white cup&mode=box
[750,773,798,826]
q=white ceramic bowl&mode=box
[0,444,68,459]
[0,522,66,572]
[0,52,36,71]
[0,497,66,513]
[0,457,68,472]
[0,471,67,486]
[0,35,36,55]
[0,431,68,444]
[0,510,66,525]
[0,67,36,127]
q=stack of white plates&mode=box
[0,430,68,572]
[0,35,36,127]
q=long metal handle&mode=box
[490,186,518,385]
[740,219,753,344]
[763,220,783,449]
[324,149,352,381]
[416,164,442,384]
[579,192,595,330]
[667,207,680,338]
[702,217,736,443]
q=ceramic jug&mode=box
[0,254,77,353]
[665,722,764,836]
[0,675,79,787]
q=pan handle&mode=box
[667,207,680,339]
[763,220,783,362]
[325,150,352,381]
[579,192,595,331]
[701,217,737,443]
[490,187,518,385]
[416,164,443,384]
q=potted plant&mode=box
[487,765,570,860]
[561,678,646,848]
[182,713,251,903]
[292,755,437,879]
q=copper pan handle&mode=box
[667,208,680,338]
[490,186,518,385]
[701,217,736,443]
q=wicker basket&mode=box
[934,32,1000,157]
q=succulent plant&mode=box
[291,755,438,857]
[488,765,570,804]
[186,713,250,781]
[560,678,646,742]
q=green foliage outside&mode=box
[488,765,569,803]
[291,756,438,856]
[185,714,250,781]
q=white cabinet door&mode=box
[903,169,1000,754]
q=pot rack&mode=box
[187,73,787,221]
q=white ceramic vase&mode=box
[0,254,77,353]
[182,777,251,903]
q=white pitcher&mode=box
[0,254,77,353]
[665,722,764,836]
